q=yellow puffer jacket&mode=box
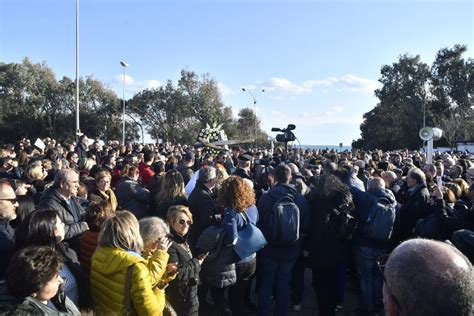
[90,247,169,315]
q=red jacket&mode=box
[79,230,99,276]
[139,162,155,186]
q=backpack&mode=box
[262,194,300,245]
[365,197,396,241]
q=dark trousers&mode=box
[229,257,257,315]
[312,266,338,316]
[290,255,306,305]
[257,256,296,316]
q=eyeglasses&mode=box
[0,198,17,204]
[377,254,402,313]
[178,219,192,226]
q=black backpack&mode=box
[261,194,300,245]
[364,197,396,241]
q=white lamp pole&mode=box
[75,0,80,141]
[242,88,265,149]
[120,61,129,145]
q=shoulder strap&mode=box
[240,211,249,225]
[377,197,392,206]
[124,264,135,314]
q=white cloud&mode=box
[332,106,344,113]
[338,74,379,93]
[147,80,161,89]
[252,74,379,95]
[263,77,311,94]
[218,82,235,97]
[116,74,135,85]
[115,75,162,97]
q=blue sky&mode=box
[1,0,473,145]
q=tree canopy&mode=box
[0,60,268,146]
[353,44,474,150]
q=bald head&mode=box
[287,163,299,175]
[383,171,397,187]
[384,239,474,316]
[368,177,385,192]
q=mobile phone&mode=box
[436,176,442,188]
[198,252,209,260]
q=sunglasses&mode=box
[178,219,192,226]
[0,198,17,204]
[377,254,402,313]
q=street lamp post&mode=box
[120,61,129,145]
[75,0,80,141]
[242,88,265,149]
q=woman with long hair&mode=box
[14,209,91,310]
[156,170,187,219]
[308,174,353,316]
[90,211,167,315]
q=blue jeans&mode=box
[355,246,387,313]
[257,256,296,316]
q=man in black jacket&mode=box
[187,166,219,312]
[232,152,253,181]
[0,180,18,279]
[75,134,89,160]
[257,164,309,316]
[187,166,219,254]
[394,167,430,243]
[38,169,88,251]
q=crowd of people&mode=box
[0,134,473,316]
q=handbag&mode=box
[234,211,267,259]
[334,202,357,241]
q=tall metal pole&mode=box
[423,101,426,128]
[242,88,264,150]
[75,0,80,141]
[120,61,129,145]
[122,66,126,145]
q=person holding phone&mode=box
[166,205,205,316]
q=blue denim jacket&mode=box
[223,205,259,263]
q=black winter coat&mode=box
[0,220,14,280]
[38,188,88,247]
[187,182,219,253]
[307,188,352,268]
[167,231,201,316]
[394,183,429,243]
[196,225,236,288]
